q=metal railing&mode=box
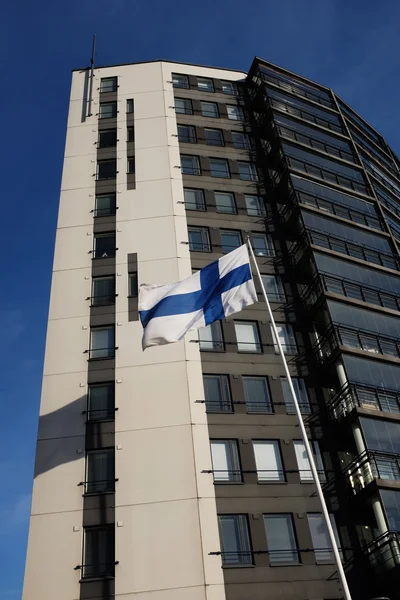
[278,124,355,163]
[78,560,117,579]
[85,407,117,422]
[93,207,116,217]
[79,478,117,494]
[361,531,400,574]
[306,228,400,271]
[363,161,400,198]
[86,347,117,360]
[346,450,400,493]
[327,381,400,421]
[260,71,334,108]
[88,294,116,307]
[302,272,400,313]
[313,322,400,364]
[268,96,344,134]
[286,155,368,195]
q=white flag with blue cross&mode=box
[139,244,257,349]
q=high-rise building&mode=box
[22,56,400,600]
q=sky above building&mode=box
[1,0,399,597]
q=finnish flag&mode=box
[139,244,257,349]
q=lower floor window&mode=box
[264,514,299,564]
[83,525,115,578]
[218,514,253,565]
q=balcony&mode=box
[362,531,400,574]
[313,322,400,365]
[278,124,356,163]
[345,450,400,495]
[302,272,400,313]
[327,381,400,421]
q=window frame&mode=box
[204,128,225,146]
[89,325,115,360]
[252,233,275,257]
[99,102,117,119]
[253,440,285,482]
[87,382,115,422]
[243,376,273,414]
[209,158,230,178]
[91,275,115,306]
[129,272,138,297]
[93,232,116,259]
[127,157,135,175]
[86,448,115,494]
[280,377,311,414]
[177,124,197,144]
[307,513,342,563]
[126,99,134,113]
[188,226,211,252]
[294,440,326,482]
[221,229,242,253]
[227,105,244,121]
[198,321,224,351]
[261,275,286,302]
[184,188,206,211]
[175,97,193,115]
[100,77,117,93]
[94,193,116,217]
[203,374,232,412]
[222,81,239,96]
[197,77,214,92]
[98,129,117,149]
[127,126,134,142]
[263,513,300,565]
[238,161,258,181]
[215,192,237,215]
[96,159,117,181]
[232,131,251,150]
[271,323,297,354]
[83,525,115,579]
[234,320,262,353]
[245,194,266,217]
[210,439,242,482]
[218,514,253,566]
[181,154,201,176]
[200,101,219,118]
[172,73,189,89]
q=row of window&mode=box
[83,369,310,425]
[175,97,244,120]
[181,155,258,180]
[96,158,134,180]
[184,188,266,216]
[98,99,134,119]
[203,373,311,414]
[218,512,341,566]
[188,227,274,256]
[210,438,324,483]
[172,73,239,96]
[178,124,251,149]
[87,319,299,360]
[81,510,340,579]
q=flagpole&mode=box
[246,239,352,600]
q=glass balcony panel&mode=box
[359,334,380,354]
[344,283,364,301]
[362,289,380,305]
[339,329,360,349]
[375,456,400,481]
[378,391,400,413]
[379,339,399,357]
[325,277,344,295]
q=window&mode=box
[245,195,266,217]
[127,157,135,175]
[129,273,138,297]
[181,154,201,175]
[97,159,116,180]
[172,73,189,89]
[93,232,116,259]
[280,377,311,414]
[243,376,272,413]
[221,230,241,253]
[210,440,241,482]
[294,440,326,482]
[234,321,261,353]
[307,513,342,563]
[227,105,244,121]
[203,374,231,411]
[177,125,196,143]
[94,194,116,217]
[263,514,299,564]
[218,515,252,565]
[204,128,224,146]
[90,326,115,359]
[184,188,205,211]
[99,102,117,119]
[86,448,115,493]
[188,226,210,251]
[83,526,115,578]
[253,441,284,482]
[261,275,286,302]
[199,321,224,351]
[87,383,115,422]
[252,233,274,257]
[98,129,117,148]
[238,162,258,181]
[92,276,115,306]
[100,77,117,93]
[175,98,193,115]
[126,99,134,113]
[222,81,238,95]
[200,101,219,118]
[232,132,250,149]
[127,127,134,142]
[210,158,230,178]
[215,192,236,214]
[271,323,297,354]
[198,77,214,92]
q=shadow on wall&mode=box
[34,395,87,478]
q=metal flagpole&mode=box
[246,238,352,600]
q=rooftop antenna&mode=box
[87,34,96,117]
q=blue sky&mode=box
[1,0,399,597]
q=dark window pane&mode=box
[94,194,116,217]
[127,127,134,142]
[83,527,115,578]
[97,160,116,180]
[128,157,135,174]
[99,102,117,119]
[218,515,253,565]
[184,188,205,211]
[126,99,134,113]
[92,276,115,306]
[86,449,115,493]
[203,375,232,412]
[100,77,117,93]
[243,376,272,413]
[94,233,116,258]
[204,128,224,146]
[98,130,117,148]
[90,327,115,359]
[172,73,189,89]
[129,273,138,297]
[88,383,115,421]
[264,514,299,564]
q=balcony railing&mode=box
[259,71,334,108]
[313,322,400,364]
[302,272,400,313]
[278,125,356,163]
[306,228,400,271]
[268,96,343,134]
[361,531,400,574]
[345,450,400,494]
[327,381,400,421]
[286,155,369,195]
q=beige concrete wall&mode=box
[23,60,246,600]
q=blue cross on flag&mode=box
[139,244,257,349]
